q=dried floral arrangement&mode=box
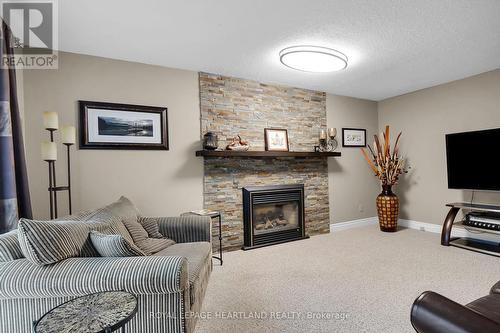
[360,126,409,186]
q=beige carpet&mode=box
[195,225,500,333]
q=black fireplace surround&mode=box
[242,184,308,250]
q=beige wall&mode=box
[20,52,390,225]
[23,52,203,219]
[21,52,382,224]
[327,95,380,223]
[378,69,500,224]
[23,53,499,227]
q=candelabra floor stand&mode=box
[45,129,73,219]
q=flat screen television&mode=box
[446,128,500,191]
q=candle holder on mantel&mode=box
[42,112,75,219]
[319,128,338,152]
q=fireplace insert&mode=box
[242,184,307,250]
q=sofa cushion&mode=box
[100,196,140,222]
[0,230,24,262]
[467,294,500,324]
[154,242,212,306]
[90,231,146,257]
[56,196,137,243]
[17,218,109,265]
[135,238,176,255]
[63,196,139,222]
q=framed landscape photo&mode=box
[264,128,289,151]
[79,101,168,150]
[342,128,366,147]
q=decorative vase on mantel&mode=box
[376,185,399,232]
[360,126,409,232]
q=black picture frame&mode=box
[79,101,168,150]
[264,128,289,151]
[342,128,366,147]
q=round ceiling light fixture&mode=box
[279,45,348,73]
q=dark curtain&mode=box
[0,21,32,234]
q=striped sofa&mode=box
[0,206,212,333]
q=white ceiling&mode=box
[58,0,500,101]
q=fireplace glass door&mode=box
[243,184,306,250]
[252,202,299,235]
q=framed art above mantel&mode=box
[264,128,289,152]
[79,101,169,150]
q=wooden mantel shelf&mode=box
[195,150,341,158]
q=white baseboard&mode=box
[330,217,378,232]
[331,217,499,242]
[398,218,500,242]
[398,219,442,233]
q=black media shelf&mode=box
[442,202,500,258]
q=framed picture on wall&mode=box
[79,101,168,150]
[342,128,366,147]
[264,128,289,151]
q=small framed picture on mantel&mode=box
[264,128,289,151]
[79,101,169,150]
[342,128,366,147]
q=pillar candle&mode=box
[61,125,76,144]
[319,129,327,140]
[41,142,57,161]
[328,127,337,138]
[43,112,59,130]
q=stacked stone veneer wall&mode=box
[199,72,330,251]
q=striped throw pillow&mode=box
[122,217,175,254]
[0,230,24,262]
[139,217,165,239]
[90,231,145,257]
[122,217,149,244]
[103,215,135,245]
[17,218,109,265]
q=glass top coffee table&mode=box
[34,291,137,333]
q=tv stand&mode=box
[441,202,500,257]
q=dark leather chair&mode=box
[411,281,500,333]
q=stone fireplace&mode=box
[199,72,331,251]
[243,184,306,250]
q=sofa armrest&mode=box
[411,291,500,333]
[146,216,212,243]
[0,256,188,299]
